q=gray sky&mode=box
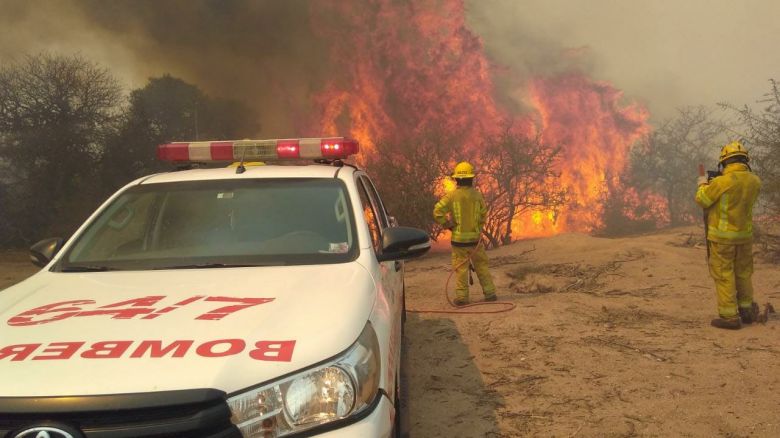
[1,0,778,125]
[469,0,780,121]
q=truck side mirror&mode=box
[30,237,64,268]
[377,227,430,262]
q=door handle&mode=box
[394,260,402,272]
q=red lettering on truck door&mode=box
[7,300,94,326]
[0,344,41,361]
[81,341,134,359]
[195,297,275,320]
[76,296,166,319]
[32,342,85,360]
[130,340,194,358]
[249,341,296,362]
[196,339,246,357]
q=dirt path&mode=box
[2,228,779,437]
[402,226,780,437]
[0,250,38,290]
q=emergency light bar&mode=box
[157,137,359,162]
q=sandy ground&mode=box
[2,228,779,437]
[0,250,38,291]
[402,226,780,437]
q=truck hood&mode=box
[0,262,375,397]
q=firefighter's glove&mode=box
[697,176,708,186]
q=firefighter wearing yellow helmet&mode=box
[695,141,762,329]
[433,161,497,305]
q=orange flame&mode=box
[513,74,652,237]
[308,0,663,238]
[308,0,503,149]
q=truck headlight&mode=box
[227,322,381,437]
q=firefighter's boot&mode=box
[739,302,760,324]
[710,316,742,330]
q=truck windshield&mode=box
[57,178,358,271]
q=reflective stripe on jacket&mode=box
[433,187,486,243]
[695,163,761,244]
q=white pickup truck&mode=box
[0,137,429,438]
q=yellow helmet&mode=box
[719,141,749,164]
[452,161,475,179]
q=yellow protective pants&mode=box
[707,241,754,318]
[452,245,496,301]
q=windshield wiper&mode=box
[60,265,117,272]
[152,263,280,270]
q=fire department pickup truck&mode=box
[0,138,430,438]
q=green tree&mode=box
[0,53,122,242]
[626,106,722,226]
[597,171,660,237]
[722,79,780,216]
[101,75,259,192]
[0,179,14,245]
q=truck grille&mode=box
[0,388,240,437]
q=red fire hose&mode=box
[407,240,516,314]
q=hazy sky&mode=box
[1,0,778,125]
[469,0,780,121]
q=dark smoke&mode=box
[1,0,337,136]
[77,0,333,136]
[4,0,580,136]
[4,0,778,130]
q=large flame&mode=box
[517,74,653,236]
[308,0,660,238]
[308,0,503,149]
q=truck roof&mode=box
[138,163,357,185]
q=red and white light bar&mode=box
[157,137,359,162]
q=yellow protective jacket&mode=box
[433,186,487,244]
[695,163,761,244]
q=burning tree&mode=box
[363,130,460,240]
[478,125,567,248]
[309,3,652,240]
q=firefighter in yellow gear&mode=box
[433,161,497,306]
[695,141,761,330]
